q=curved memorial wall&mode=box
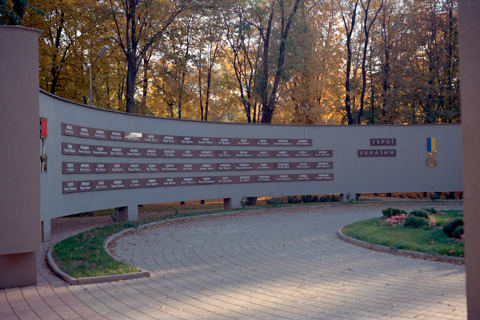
[39,91,462,240]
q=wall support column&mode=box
[458,2,480,318]
[0,26,43,288]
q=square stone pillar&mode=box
[0,26,43,288]
[458,2,480,318]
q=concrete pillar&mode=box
[458,2,480,318]
[42,219,51,242]
[224,196,243,210]
[118,205,138,221]
[0,26,43,288]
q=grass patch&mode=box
[341,210,464,257]
[52,209,229,278]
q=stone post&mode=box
[0,26,43,288]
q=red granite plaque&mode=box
[215,150,234,158]
[108,130,124,141]
[93,180,109,191]
[108,163,126,173]
[78,181,93,192]
[294,150,313,157]
[235,163,254,170]
[145,148,160,157]
[126,163,142,173]
[199,163,216,171]
[126,148,144,157]
[275,162,291,170]
[92,145,109,157]
[161,177,179,187]
[197,137,218,145]
[273,139,293,146]
[295,139,312,147]
[239,175,255,183]
[235,138,254,146]
[77,144,92,156]
[370,138,396,146]
[62,162,77,174]
[160,163,180,172]
[109,147,125,157]
[182,149,199,158]
[257,175,272,183]
[255,163,273,170]
[78,163,92,174]
[161,135,177,144]
[94,163,108,173]
[313,173,334,181]
[294,162,312,170]
[181,163,198,172]
[275,174,292,182]
[296,174,312,181]
[180,177,197,185]
[315,162,334,169]
[93,129,107,140]
[314,150,333,157]
[62,181,78,194]
[218,138,234,146]
[217,176,235,184]
[76,126,91,138]
[61,123,76,136]
[217,163,233,171]
[161,149,178,158]
[198,176,216,185]
[179,136,198,145]
[125,132,143,142]
[62,142,77,155]
[274,150,291,158]
[235,150,253,158]
[255,151,272,158]
[127,179,144,189]
[143,134,161,143]
[110,179,126,189]
[144,163,160,173]
[198,150,214,158]
[145,178,161,188]
[357,149,396,157]
[255,139,272,147]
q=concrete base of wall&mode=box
[119,205,138,222]
[0,252,37,288]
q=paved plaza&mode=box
[1,203,466,319]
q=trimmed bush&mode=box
[443,218,464,238]
[452,226,464,239]
[403,215,429,228]
[318,194,339,202]
[421,207,438,214]
[287,196,299,204]
[266,197,283,205]
[382,207,407,218]
[408,209,430,220]
[301,195,313,203]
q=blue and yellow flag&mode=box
[427,137,437,153]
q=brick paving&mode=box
[1,203,466,319]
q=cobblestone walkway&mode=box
[1,203,466,319]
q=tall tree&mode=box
[106,0,193,113]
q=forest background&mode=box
[1,0,459,125]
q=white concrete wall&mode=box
[40,90,463,240]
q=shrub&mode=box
[443,218,464,238]
[408,209,430,220]
[287,196,299,204]
[382,207,407,218]
[421,207,438,214]
[452,226,464,239]
[266,197,283,205]
[318,194,339,202]
[312,195,319,203]
[301,195,313,203]
[403,215,430,228]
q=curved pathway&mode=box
[1,203,466,319]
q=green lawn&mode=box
[341,210,464,257]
